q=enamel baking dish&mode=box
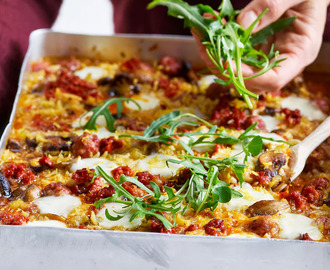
[0,29,329,270]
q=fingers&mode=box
[244,52,304,93]
[237,0,304,32]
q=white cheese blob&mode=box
[125,93,160,111]
[74,66,105,80]
[257,132,287,148]
[281,96,326,120]
[70,157,118,176]
[96,203,142,229]
[278,213,322,240]
[226,182,274,211]
[136,154,183,178]
[180,135,215,152]
[25,220,67,228]
[33,195,81,217]
[259,115,281,132]
[74,127,114,139]
[198,75,217,88]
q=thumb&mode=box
[237,0,303,32]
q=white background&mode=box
[52,0,114,35]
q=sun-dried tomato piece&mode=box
[2,163,35,185]
[44,70,97,99]
[39,156,54,168]
[99,137,123,155]
[72,133,100,158]
[111,166,134,181]
[282,108,302,127]
[204,219,226,236]
[0,211,29,225]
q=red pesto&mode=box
[32,114,69,132]
[2,163,35,185]
[158,56,181,76]
[211,103,247,130]
[282,108,302,127]
[39,155,54,168]
[136,171,163,192]
[185,224,200,232]
[111,166,134,181]
[99,137,124,155]
[204,219,226,236]
[43,70,97,100]
[43,182,72,196]
[121,58,153,72]
[299,233,313,241]
[72,133,100,158]
[251,171,270,186]
[157,77,180,98]
[282,191,309,211]
[0,211,29,225]
[246,215,278,237]
[86,178,115,204]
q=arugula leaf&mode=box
[84,97,141,132]
[148,0,295,109]
[251,16,297,46]
[94,166,182,230]
[248,135,263,156]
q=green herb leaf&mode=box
[148,0,295,109]
[251,16,296,46]
[248,135,263,156]
[213,185,232,203]
[83,97,141,132]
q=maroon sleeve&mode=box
[110,0,251,35]
[111,0,330,40]
[0,0,62,134]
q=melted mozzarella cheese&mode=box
[257,132,286,148]
[25,220,67,228]
[180,135,214,152]
[278,213,322,240]
[96,203,142,229]
[136,154,183,178]
[259,115,281,132]
[74,66,105,80]
[74,127,114,139]
[226,182,274,211]
[198,75,217,88]
[125,93,160,111]
[281,96,326,120]
[230,143,257,165]
[33,195,81,217]
[70,157,118,176]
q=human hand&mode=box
[194,0,330,94]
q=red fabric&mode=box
[110,0,251,34]
[0,0,62,133]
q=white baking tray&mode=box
[0,29,329,270]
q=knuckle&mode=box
[264,0,281,20]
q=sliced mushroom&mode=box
[98,73,141,97]
[258,151,286,179]
[245,200,289,217]
[25,137,38,148]
[0,173,12,198]
[42,136,73,153]
[6,139,21,153]
[259,151,286,170]
[12,184,42,202]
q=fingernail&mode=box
[239,11,258,29]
